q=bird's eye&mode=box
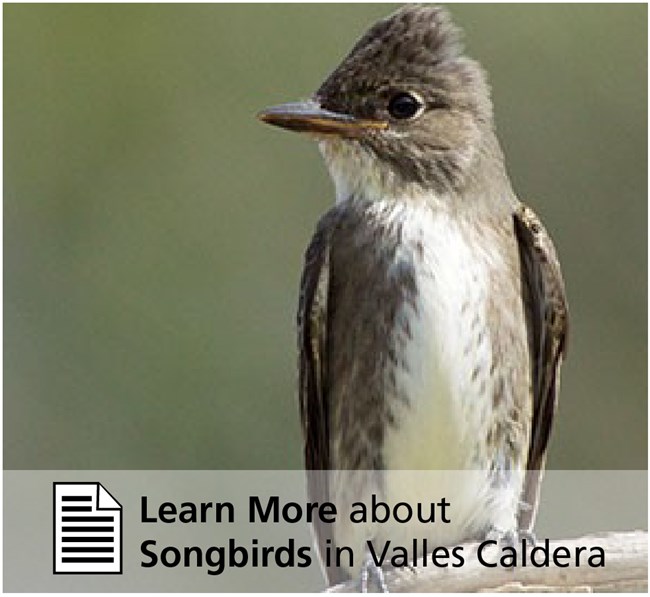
[387,92,423,120]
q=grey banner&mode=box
[4,470,647,592]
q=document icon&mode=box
[53,482,123,574]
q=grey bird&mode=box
[258,4,568,589]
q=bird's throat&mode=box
[318,138,432,205]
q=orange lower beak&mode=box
[257,101,387,138]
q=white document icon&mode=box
[53,482,123,574]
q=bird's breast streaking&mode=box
[322,197,531,569]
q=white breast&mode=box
[383,202,493,470]
[330,199,524,574]
[375,201,520,547]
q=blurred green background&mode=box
[5,4,647,470]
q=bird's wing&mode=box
[297,219,338,580]
[513,204,569,533]
[298,221,331,473]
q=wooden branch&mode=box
[327,531,647,593]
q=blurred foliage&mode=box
[4,4,647,470]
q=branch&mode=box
[327,531,647,593]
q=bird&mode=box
[258,4,568,590]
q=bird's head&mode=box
[259,5,497,202]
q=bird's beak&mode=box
[257,100,387,138]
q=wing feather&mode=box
[297,221,338,580]
[298,224,331,471]
[514,204,569,533]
